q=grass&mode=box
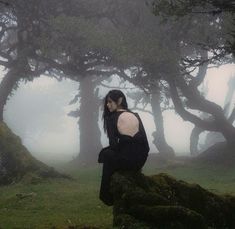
[144,162,235,195]
[1,161,235,228]
[0,165,113,229]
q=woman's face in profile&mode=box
[106,97,118,112]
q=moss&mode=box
[0,122,68,185]
[113,213,150,229]
[129,205,206,229]
[21,172,48,185]
[111,171,235,228]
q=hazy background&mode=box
[1,63,234,164]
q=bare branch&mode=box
[0,51,12,63]
[85,69,119,77]
[0,59,9,67]
[129,107,153,115]
[100,82,136,90]
[176,76,225,118]
[168,78,219,131]
[118,69,150,95]
[189,50,208,87]
[228,107,235,124]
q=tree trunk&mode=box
[76,76,102,166]
[224,76,235,117]
[202,77,235,151]
[190,126,203,155]
[216,117,235,148]
[0,67,21,121]
[169,78,235,151]
[150,89,175,158]
[189,50,208,155]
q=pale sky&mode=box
[1,64,235,164]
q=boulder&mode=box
[111,171,235,228]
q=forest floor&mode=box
[0,157,235,229]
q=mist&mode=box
[1,1,235,228]
[2,63,234,165]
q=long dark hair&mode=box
[102,90,129,133]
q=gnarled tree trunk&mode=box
[168,76,235,153]
[190,126,203,155]
[190,76,235,155]
[150,89,175,158]
[0,65,23,121]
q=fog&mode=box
[1,2,235,228]
[1,64,235,164]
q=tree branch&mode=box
[189,50,208,87]
[228,107,235,124]
[0,59,9,67]
[100,82,136,90]
[0,51,12,64]
[129,107,152,115]
[176,76,225,119]
[118,69,150,95]
[85,69,119,77]
[168,78,219,131]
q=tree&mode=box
[0,0,109,167]
[2,0,233,168]
[68,78,103,166]
[0,0,84,180]
[60,0,233,157]
[150,0,235,155]
[41,1,176,158]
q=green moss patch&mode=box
[111,171,235,228]
[0,122,69,185]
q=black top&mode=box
[106,110,149,161]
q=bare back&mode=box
[117,112,139,137]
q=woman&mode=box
[98,90,150,206]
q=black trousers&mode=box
[98,147,146,206]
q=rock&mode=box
[111,171,235,229]
[0,122,71,185]
[16,192,37,199]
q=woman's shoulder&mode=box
[117,112,139,131]
[109,110,140,122]
[118,111,138,120]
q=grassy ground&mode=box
[1,161,235,229]
[0,165,113,229]
[144,162,235,195]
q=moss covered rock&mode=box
[0,122,69,185]
[111,171,235,228]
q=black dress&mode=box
[98,110,150,205]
